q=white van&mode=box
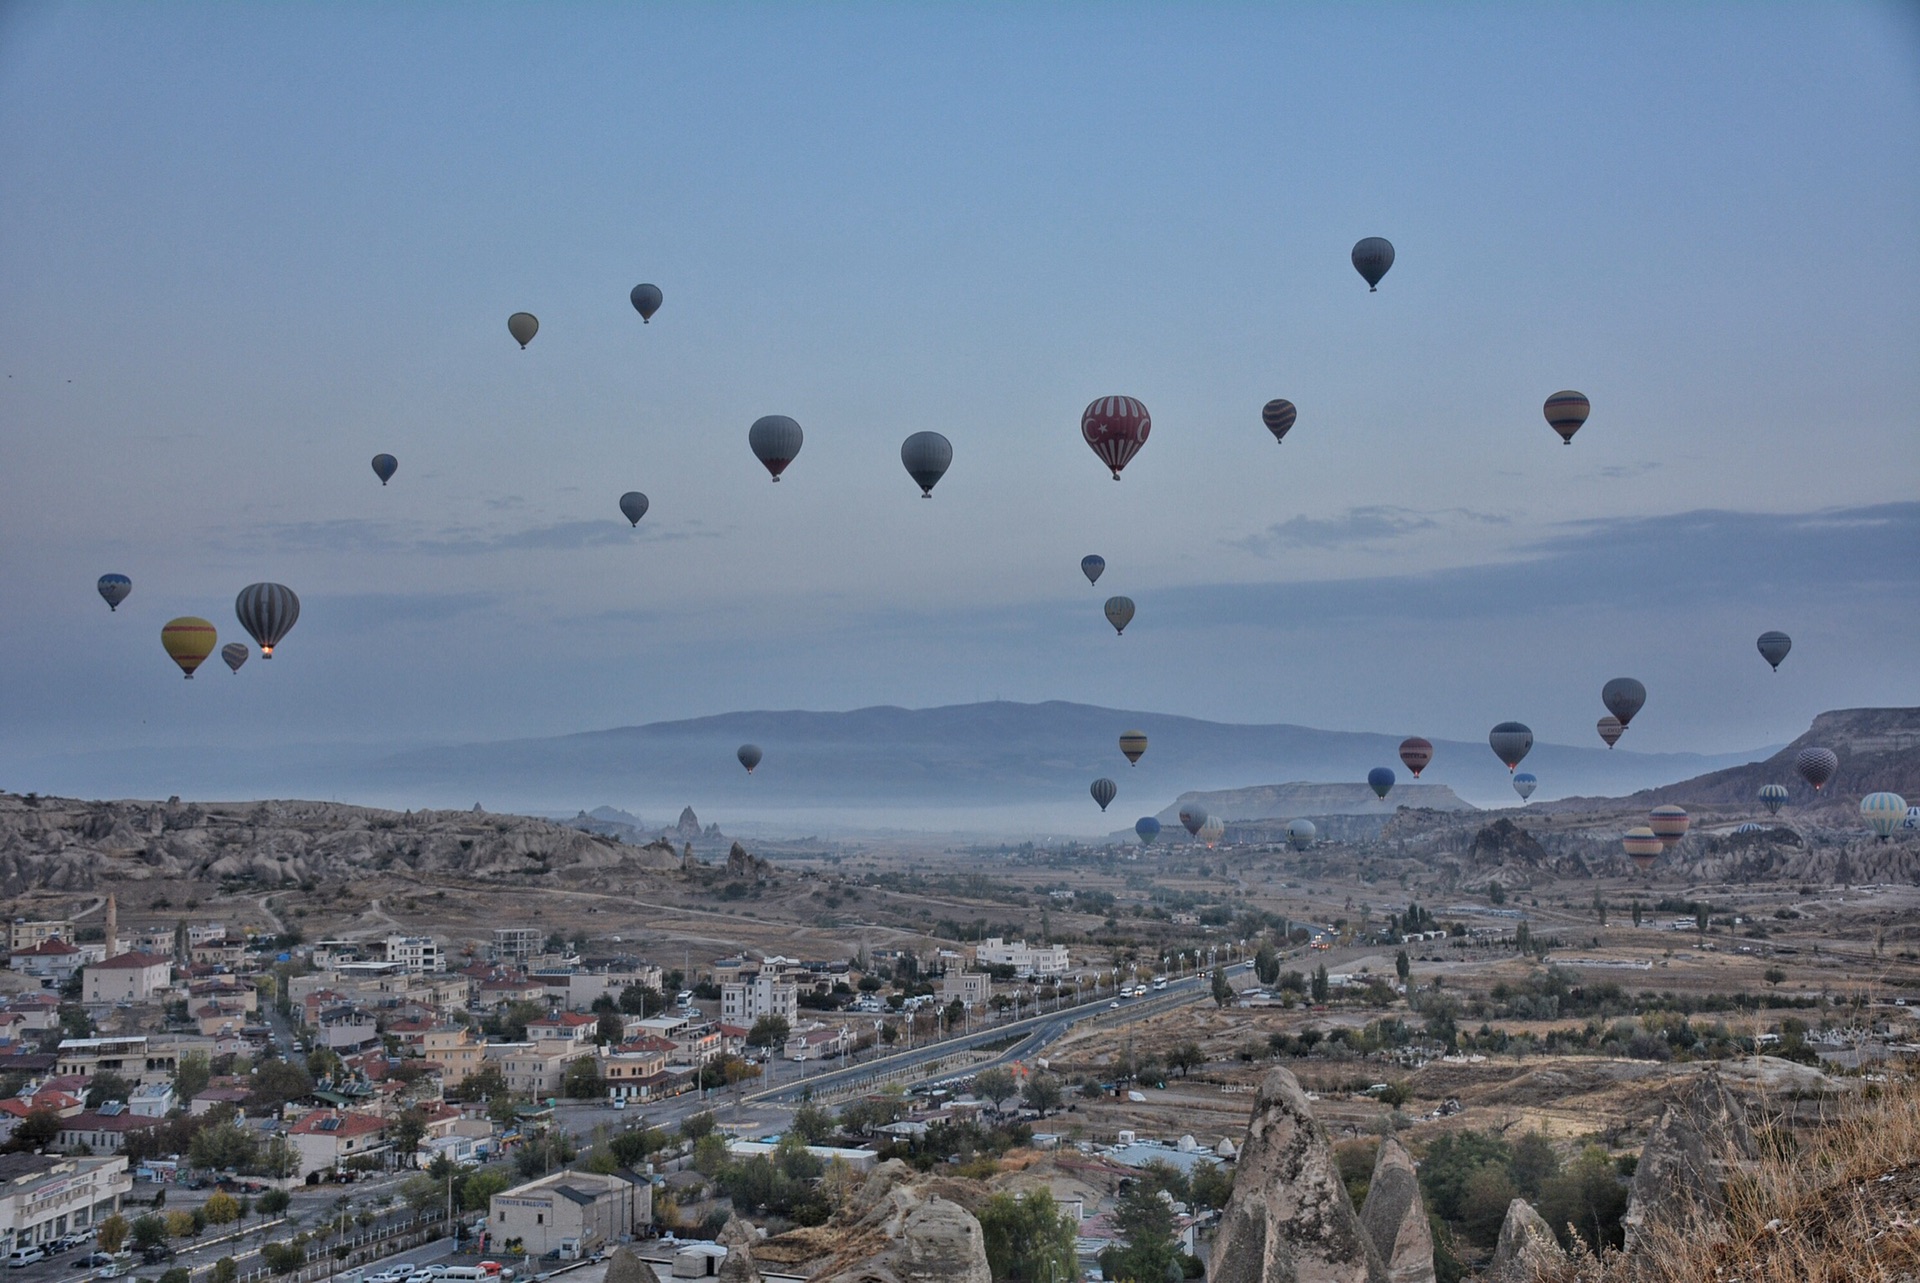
[442,1268,491,1282]
[7,1248,45,1269]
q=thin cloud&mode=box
[1232,506,1508,557]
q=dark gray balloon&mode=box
[737,744,763,774]
[221,642,248,673]
[630,284,663,323]
[235,583,300,659]
[1489,721,1533,771]
[1601,678,1647,727]
[1757,631,1791,671]
[1179,804,1206,836]
[749,415,804,481]
[900,431,953,497]
[1352,237,1395,290]
[619,492,649,526]
[1104,596,1135,635]
[371,454,397,485]
[1081,555,1105,586]
[1090,778,1117,812]
[507,312,539,348]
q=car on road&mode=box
[8,1248,46,1268]
[140,1246,174,1265]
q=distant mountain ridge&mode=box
[1157,781,1475,826]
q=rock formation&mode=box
[1490,1199,1563,1282]
[1357,1136,1435,1283]
[716,1214,763,1283]
[1622,1073,1758,1253]
[727,841,772,881]
[603,1247,661,1283]
[1211,1066,1387,1283]
[676,806,702,838]
[792,1160,992,1283]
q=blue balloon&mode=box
[1367,767,1395,800]
[1135,816,1161,846]
[1081,555,1105,586]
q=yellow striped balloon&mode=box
[1622,826,1664,871]
[1862,793,1908,841]
[1118,730,1148,765]
[1649,805,1690,848]
[162,617,218,679]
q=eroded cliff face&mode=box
[1211,1066,1387,1283]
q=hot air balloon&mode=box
[1513,772,1537,802]
[1368,767,1396,801]
[234,583,300,658]
[1261,400,1297,444]
[1104,596,1135,636]
[619,492,649,526]
[221,642,248,674]
[161,617,217,679]
[1757,631,1792,672]
[371,454,397,485]
[1351,237,1394,291]
[1198,815,1224,849]
[1734,823,1766,835]
[1795,747,1838,791]
[1090,778,1117,813]
[1602,678,1646,728]
[1543,392,1590,445]
[1398,737,1433,777]
[507,312,539,348]
[1759,784,1789,816]
[1489,722,1533,772]
[1649,805,1690,849]
[1119,731,1148,765]
[737,744,763,774]
[1597,716,1624,749]
[1623,826,1664,872]
[1081,555,1105,586]
[900,432,953,497]
[1135,816,1161,846]
[1862,793,1907,841]
[1179,805,1206,837]
[1080,396,1151,479]
[630,283,663,323]
[97,574,131,612]
[1286,819,1316,851]
[749,415,804,481]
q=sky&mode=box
[0,3,1916,797]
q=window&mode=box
[535,1215,542,1225]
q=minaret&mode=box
[105,895,118,959]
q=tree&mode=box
[692,1133,730,1177]
[1167,1043,1205,1077]
[1254,944,1280,986]
[561,1056,604,1100]
[681,1111,717,1142]
[1696,903,1710,937]
[130,1215,169,1250]
[1631,901,1644,928]
[164,1210,197,1239]
[618,984,664,1016]
[977,1189,1078,1282]
[159,1270,190,1283]
[255,1137,300,1181]
[5,1107,62,1153]
[746,1014,791,1049]
[450,1062,509,1103]
[202,1193,240,1226]
[1764,967,1786,988]
[596,1010,626,1045]
[1099,1182,1180,1283]
[1021,1074,1063,1116]
[1311,964,1330,1004]
[256,1189,291,1216]
[247,1059,314,1114]
[973,1068,1017,1112]
[1509,1132,1561,1199]
[190,1119,260,1173]
[1537,1145,1630,1251]
[789,1103,835,1144]
[1488,881,1506,906]
[389,1108,429,1163]
[1395,950,1411,984]
[461,1170,510,1213]
[1592,895,1608,927]
[96,1214,129,1254]
[1190,1161,1234,1212]
[1459,1165,1518,1247]
[609,1127,668,1167]
[1210,966,1232,1007]
[259,1242,305,1275]
[85,1070,134,1109]
[173,1051,212,1104]
[211,1259,238,1283]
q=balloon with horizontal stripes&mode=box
[1080,396,1150,479]
[1261,400,1297,444]
[1118,730,1148,765]
[221,643,248,674]
[1649,805,1690,848]
[1756,631,1791,671]
[1543,391,1590,444]
[749,415,804,481]
[235,583,300,658]
[162,617,217,679]
[1623,826,1663,871]
[1597,715,1624,748]
[1398,737,1433,777]
[97,574,131,612]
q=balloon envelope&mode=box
[1090,778,1117,812]
[1601,678,1647,727]
[1489,722,1534,771]
[1351,237,1395,290]
[1861,792,1907,840]
[1179,805,1206,837]
[1104,596,1135,635]
[1649,805,1690,848]
[1759,783,1789,815]
[1543,391,1590,445]
[737,744,762,774]
[1398,737,1432,777]
[1080,396,1151,479]
[1795,746,1838,791]
[749,415,804,481]
[235,583,300,658]
[1597,715,1624,748]
[1198,815,1224,848]
[1135,816,1161,845]
[899,431,953,497]
[162,616,217,679]
[1757,631,1792,671]
[1623,826,1664,869]
[1286,819,1316,851]
[1119,730,1148,765]
[97,574,131,612]
[221,642,248,673]
[1367,767,1395,800]
[630,283,663,322]
[371,454,397,485]
[619,492,649,526]
[1261,399,1297,444]
[1513,772,1537,801]
[1081,555,1105,586]
[507,312,538,348]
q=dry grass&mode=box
[1542,1075,1920,1282]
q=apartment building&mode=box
[973,937,1071,977]
[0,1153,130,1254]
[720,973,797,1025]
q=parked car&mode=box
[8,1248,46,1268]
[80,1254,116,1269]
[140,1246,173,1264]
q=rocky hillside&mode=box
[0,792,678,898]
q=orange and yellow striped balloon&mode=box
[162,616,217,679]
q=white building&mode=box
[0,1153,130,1254]
[721,973,798,1025]
[80,952,172,1004]
[488,1170,651,1259]
[973,937,1070,978]
[381,935,444,974]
